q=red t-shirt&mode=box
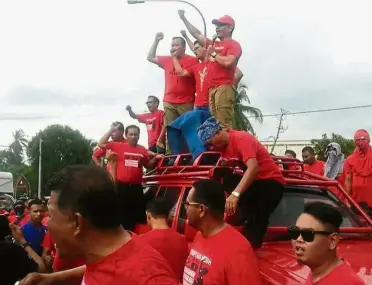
[140,229,189,281]
[82,235,179,285]
[186,62,209,107]
[221,130,285,184]
[304,160,325,176]
[42,231,56,255]
[136,110,165,147]
[157,55,199,104]
[183,224,261,285]
[305,262,365,285]
[92,139,126,170]
[205,38,242,87]
[8,214,29,227]
[105,142,149,184]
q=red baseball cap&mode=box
[212,15,235,27]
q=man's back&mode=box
[141,228,189,281]
[83,235,179,285]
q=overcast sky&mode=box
[0,0,371,149]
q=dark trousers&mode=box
[116,182,146,231]
[238,179,284,249]
[149,145,166,154]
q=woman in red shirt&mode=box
[198,117,285,249]
[98,124,163,231]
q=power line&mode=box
[247,104,372,119]
[0,104,371,121]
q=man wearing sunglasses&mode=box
[183,179,261,285]
[289,202,365,284]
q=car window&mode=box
[143,185,158,205]
[157,186,182,224]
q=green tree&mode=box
[311,133,355,161]
[0,129,28,167]
[232,83,263,133]
[27,125,92,196]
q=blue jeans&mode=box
[167,106,211,159]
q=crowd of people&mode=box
[0,8,370,285]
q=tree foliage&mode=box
[27,125,92,196]
[311,133,355,161]
[232,83,263,133]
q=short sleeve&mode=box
[239,135,258,163]
[106,142,120,152]
[136,113,149,124]
[343,159,352,174]
[225,248,261,285]
[92,147,105,159]
[226,41,242,58]
[157,56,171,69]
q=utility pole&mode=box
[270,109,289,154]
[38,138,42,198]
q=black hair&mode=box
[46,165,122,230]
[0,215,11,241]
[192,179,226,218]
[28,199,44,210]
[125,125,140,136]
[148,95,160,106]
[193,40,201,46]
[111,121,124,132]
[302,146,315,154]
[172,37,186,48]
[14,200,26,208]
[285,149,297,158]
[146,197,173,218]
[303,202,343,232]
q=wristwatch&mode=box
[231,191,240,198]
[211,52,217,58]
[21,241,31,249]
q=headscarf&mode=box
[197,117,223,146]
[324,142,345,179]
[349,129,372,177]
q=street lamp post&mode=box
[127,0,207,37]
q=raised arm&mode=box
[178,10,208,47]
[181,30,195,52]
[147,32,164,65]
[98,124,119,148]
[125,105,137,119]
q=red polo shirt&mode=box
[221,130,285,184]
[157,55,199,104]
[186,61,209,107]
[136,110,165,147]
[105,142,149,184]
[205,38,242,87]
[304,160,325,176]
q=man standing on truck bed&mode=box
[198,117,285,249]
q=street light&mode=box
[127,0,207,36]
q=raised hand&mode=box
[178,9,185,19]
[155,32,164,41]
[180,30,187,38]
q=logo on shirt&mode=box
[145,118,156,131]
[124,152,144,168]
[198,66,208,93]
[183,249,211,285]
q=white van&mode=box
[0,172,14,196]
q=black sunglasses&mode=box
[287,226,334,242]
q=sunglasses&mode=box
[183,201,202,210]
[287,226,334,242]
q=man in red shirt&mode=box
[92,121,125,167]
[98,124,163,230]
[126,96,165,154]
[179,10,242,129]
[197,117,284,248]
[19,165,179,285]
[289,202,365,285]
[302,146,325,176]
[183,179,261,285]
[147,32,199,131]
[8,200,29,227]
[141,197,188,281]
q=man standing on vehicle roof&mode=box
[126,95,166,154]
[198,117,285,249]
[147,32,199,138]
[179,10,242,129]
[302,146,325,176]
[183,179,261,285]
[289,202,365,285]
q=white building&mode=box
[260,140,313,158]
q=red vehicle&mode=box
[140,152,372,285]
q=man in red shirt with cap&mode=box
[179,10,242,129]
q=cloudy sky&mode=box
[0,0,371,149]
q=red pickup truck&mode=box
[139,152,372,284]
